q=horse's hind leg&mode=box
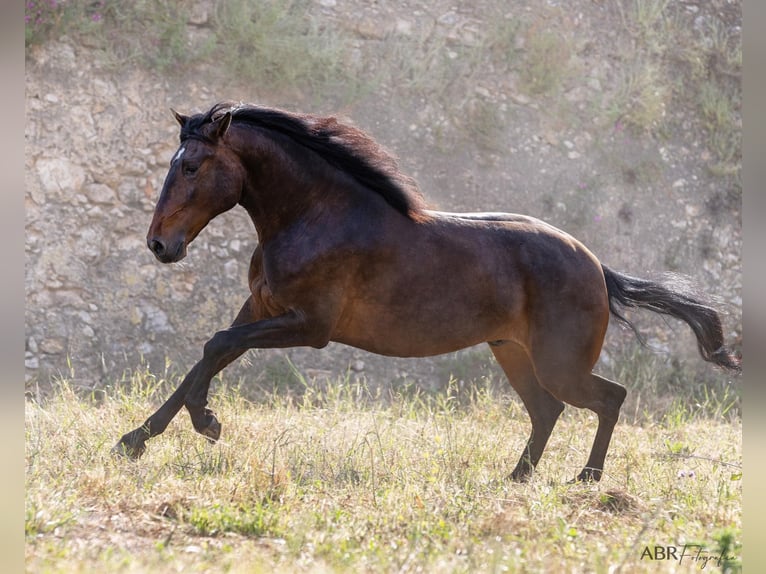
[490,343,565,482]
[533,360,627,482]
[574,373,627,481]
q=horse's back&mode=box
[424,210,604,282]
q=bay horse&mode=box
[113,102,740,482]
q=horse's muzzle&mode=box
[147,237,186,263]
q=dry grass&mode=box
[26,370,741,573]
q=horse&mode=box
[113,102,740,482]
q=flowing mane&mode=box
[180,102,428,219]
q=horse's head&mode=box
[147,108,244,263]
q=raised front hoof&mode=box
[569,468,603,484]
[111,436,146,460]
[193,409,221,444]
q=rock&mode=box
[188,1,213,25]
[356,19,390,40]
[351,360,365,372]
[475,86,492,99]
[92,79,114,98]
[83,183,117,204]
[508,92,531,105]
[142,306,173,333]
[395,19,412,36]
[36,158,86,199]
[223,259,239,278]
[40,338,66,354]
[117,180,144,205]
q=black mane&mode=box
[181,102,427,219]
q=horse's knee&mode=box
[612,382,628,407]
[598,376,627,410]
[535,369,626,416]
[203,330,230,359]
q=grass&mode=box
[608,0,741,173]
[517,27,572,97]
[698,81,741,176]
[26,364,741,573]
[211,0,360,106]
[25,0,360,105]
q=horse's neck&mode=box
[234,132,353,242]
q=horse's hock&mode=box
[25,12,741,391]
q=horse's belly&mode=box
[331,328,492,358]
[331,293,521,358]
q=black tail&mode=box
[602,265,740,372]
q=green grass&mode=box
[25,0,358,102]
[608,0,741,174]
[518,28,572,97]
[26,366,741,573]
[211,0,359,106]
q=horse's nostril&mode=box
[148,238,166,257]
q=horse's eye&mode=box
[182,163,199,177]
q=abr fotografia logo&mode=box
[640,544,737,570]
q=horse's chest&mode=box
[248,276,288,317]
[262,231,360,288]
[251,245,336,314]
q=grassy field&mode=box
[26,366,741,573]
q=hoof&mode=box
[509,469,533,483]
[194,409,221,444]
[111,436,146,460]
[570,468,602,483]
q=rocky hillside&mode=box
[25,0,741,394]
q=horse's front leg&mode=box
[182,344,246,442]
[113,297,259,459]
[111,359,226,459]
[114,304,330,458]
[183,309,329,435]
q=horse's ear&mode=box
[211,111,232,141]
[171,108,189,128]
